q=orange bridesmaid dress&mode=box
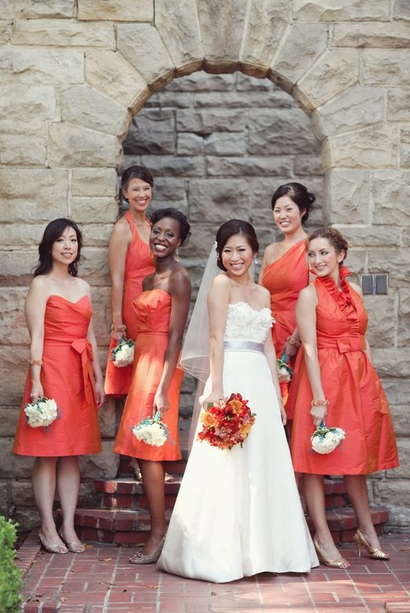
[113,289,183,462]
[13,295,101,457]
[261,240,309,409]
[104,210,154,396]
[289,268,399,475]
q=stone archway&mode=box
[1,0,409,531]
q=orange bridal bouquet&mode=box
[197,392,256,450]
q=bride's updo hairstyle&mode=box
[215,219,259,271]
[307,227,349,263]
[271,182,315,222]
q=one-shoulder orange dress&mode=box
[13,295,102,457]
[104,210,154,396]
[262,240,309,409]
[289,269,399,475]
[113,289,183,462]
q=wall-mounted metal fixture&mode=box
[361,274,388,295]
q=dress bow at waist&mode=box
[71,338,96,408]
[317,335,366,353]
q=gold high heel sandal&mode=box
[129,536,165,565]
[39,532,68,554]
[313,536,351,569]
[58,531,86,554]
[353,529,390,561]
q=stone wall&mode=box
[0,0,409,532]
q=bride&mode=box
[158,219,318,582]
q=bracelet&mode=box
[311,398,329,407]
[28,359,43,367]
[111,324,126,332]
[287,336,301,348]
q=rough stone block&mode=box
[293,0,389,22]
[0,21,10,44]
[373,348,410,378]
[372,170,410,227]
[363,294,396,347]
[176,108,246,134]
[240,0,287,74]
[398,288,410,346]
[386,440,410,480]
[79,247,110,286]
[366,249,410,288]
[0,168,68,222]
[362,49,410,86]
[71,168,118,198]
[189,179,250,223]
[247,108,320,155]
[387,89,410,122]
[394,0,410,21]
[85,50,149,112]
[294,155,324,176]
[0,134,46,165]
[295,49,359,112]
[123,110,176,155]
[61,86,128,136]
[197,0,247,71]
[78,225,113,250]
[13,507,40,533]
[340,226,402,248]
[206,156,293,177]
[87,286,111,346]
[0,483,8,516]
[79,440,119,479]
[0,407,22,438]
[271,22,327,92]
[323,125,398,170]
[177,133,205,156]
[0,85,56,134]
[48,123,122,168]
[204,132,246,156]
[0,253,37,289]
[78,0,153,21]
[389,405,410,437]
[0,48,84,86]
[117,24,175,91]
[332,22,410,48]
[0,289,28,345]
[167,71,235,92]
[98,397,118,439]
[153,178,189,207]
[11,481,35,507]
[155,0,204,76]
[311,86,384,139]
[325,169,371,224]
[70,197,117,225]
[10,19,115,47]
[0,439,34,478]
[0,0,74,19]
[127,154,205,177]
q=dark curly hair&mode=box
[307,227,349,262]
[150,207,191,246]
[271,182,315,222]
[34,218,83,277]
[215,219,259,271]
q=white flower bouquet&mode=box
[132,412,170,447]
[24,397,59,428]
[277,354,293,383]
[110,338,134,368]
[311,421,345,454]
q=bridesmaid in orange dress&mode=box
[13,219,104,554]
[259,182,315,412]
[105,165,155,397]
[114,208,191,564]
[289,227,399,569]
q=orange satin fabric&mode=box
[289,275,399,475]
[13,295,101,457]
[104,210,154,396]
[113,289,183,462]
[262,240,309,406]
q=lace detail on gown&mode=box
[224,302,273,344]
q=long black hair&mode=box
[34,218,83,277]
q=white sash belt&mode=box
[224,340,264,353]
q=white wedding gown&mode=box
[158,302,319,582]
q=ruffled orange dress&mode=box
[113,289,183,462]
[289,268,399,475]
[262,240,309,409]
[104,210,154,396]
[13,295,101,457]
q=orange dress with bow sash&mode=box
[104,210,154,396]
[289,269,399,475]
[13,295,101,457]
[114,289,183,462]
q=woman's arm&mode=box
[153,271,192,419]
[264,319,287,425]
[84,282,105,408]
[203,275,230,404]
[295,285,326,427]
[258,244,274,284]
[349,281,374,365]
[24,277,49,401]
[108,220,131,341]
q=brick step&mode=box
[118,456,188,478]
[93,477,180,510]
[74,506,390,546]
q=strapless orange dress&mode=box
[13,295,101,457]
[113,289,183,461]
[262,240,309,409]
[289,269,399,475]
[104,210,154,396]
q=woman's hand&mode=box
[310,402,327,427]
[280,404,287,426]
[95,380,105,408]
[110,326,126,343]
[284,339,299,361]
[29,382,44,403]
[201,389,225,408]
[153,390,170,421]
